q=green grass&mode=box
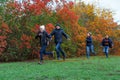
[0,56,120,80]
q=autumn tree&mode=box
[0,0,119,61]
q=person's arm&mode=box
[50,30,55,37]
[45,31,51,39]
[86,37,92,43]
[35,32,39,39]
[109,38,113,47]
[62,30,69,39]
[109,38,113,44]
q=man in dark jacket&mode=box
[86,32,95,58]
[35,25,53,64]
[101,35,113,58]
[50,23,69,60]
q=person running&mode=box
[101,35,113,58]
[86,32,95,58]
[50,23,69,61]
[35,25,53,64]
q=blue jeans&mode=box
[86,45,95,58]
[40,45,52,61]
[55,42,66,59]
[103,46,109,58]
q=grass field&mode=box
[0,56,120,80]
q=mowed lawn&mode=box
[0,56,120,80]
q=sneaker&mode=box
[38,61,43,65]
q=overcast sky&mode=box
[80,0,120,24]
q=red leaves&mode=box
[1,22,12,33]
[0,22,11,54]
[32,49,39,56]
[68,1,74,9]
[57,7,79,24]
[46,23,54,34]
[0,36,7,40]
[31,24,40,33]
[56,1,78,24]
[12,0,51,16]
[21,34,32,41]
[32,0,51,15]
[0,36,7,54]
[1,0,119,58]
[35,24,40,29]
[32,23,54,34]
[20,34,32,49]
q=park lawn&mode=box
[0,56,120,80]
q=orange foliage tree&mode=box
[73,2,118,55]
[0,0,120,61]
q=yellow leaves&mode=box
[95,8,113,19]
[93,34,103,41]
[73,2,95,17]
[85,4,94,16]
[75,35,85,42]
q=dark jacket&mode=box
[86,36,93,46]
[50,28,68,44]
[102,38,113,48]
[35,31,50,46]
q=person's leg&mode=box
[44,46,54,58]
[39,46,46,64]
[58,43,66,60]
[91,45,96,55]
[55,43,60,59]
[103,46,107,57]
[43,46,53,55]
[103,47,105,53]
[86,46,90,58]
[105,46,109,58]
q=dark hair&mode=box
[55,23,61,27]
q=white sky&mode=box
[80,0,120,24]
